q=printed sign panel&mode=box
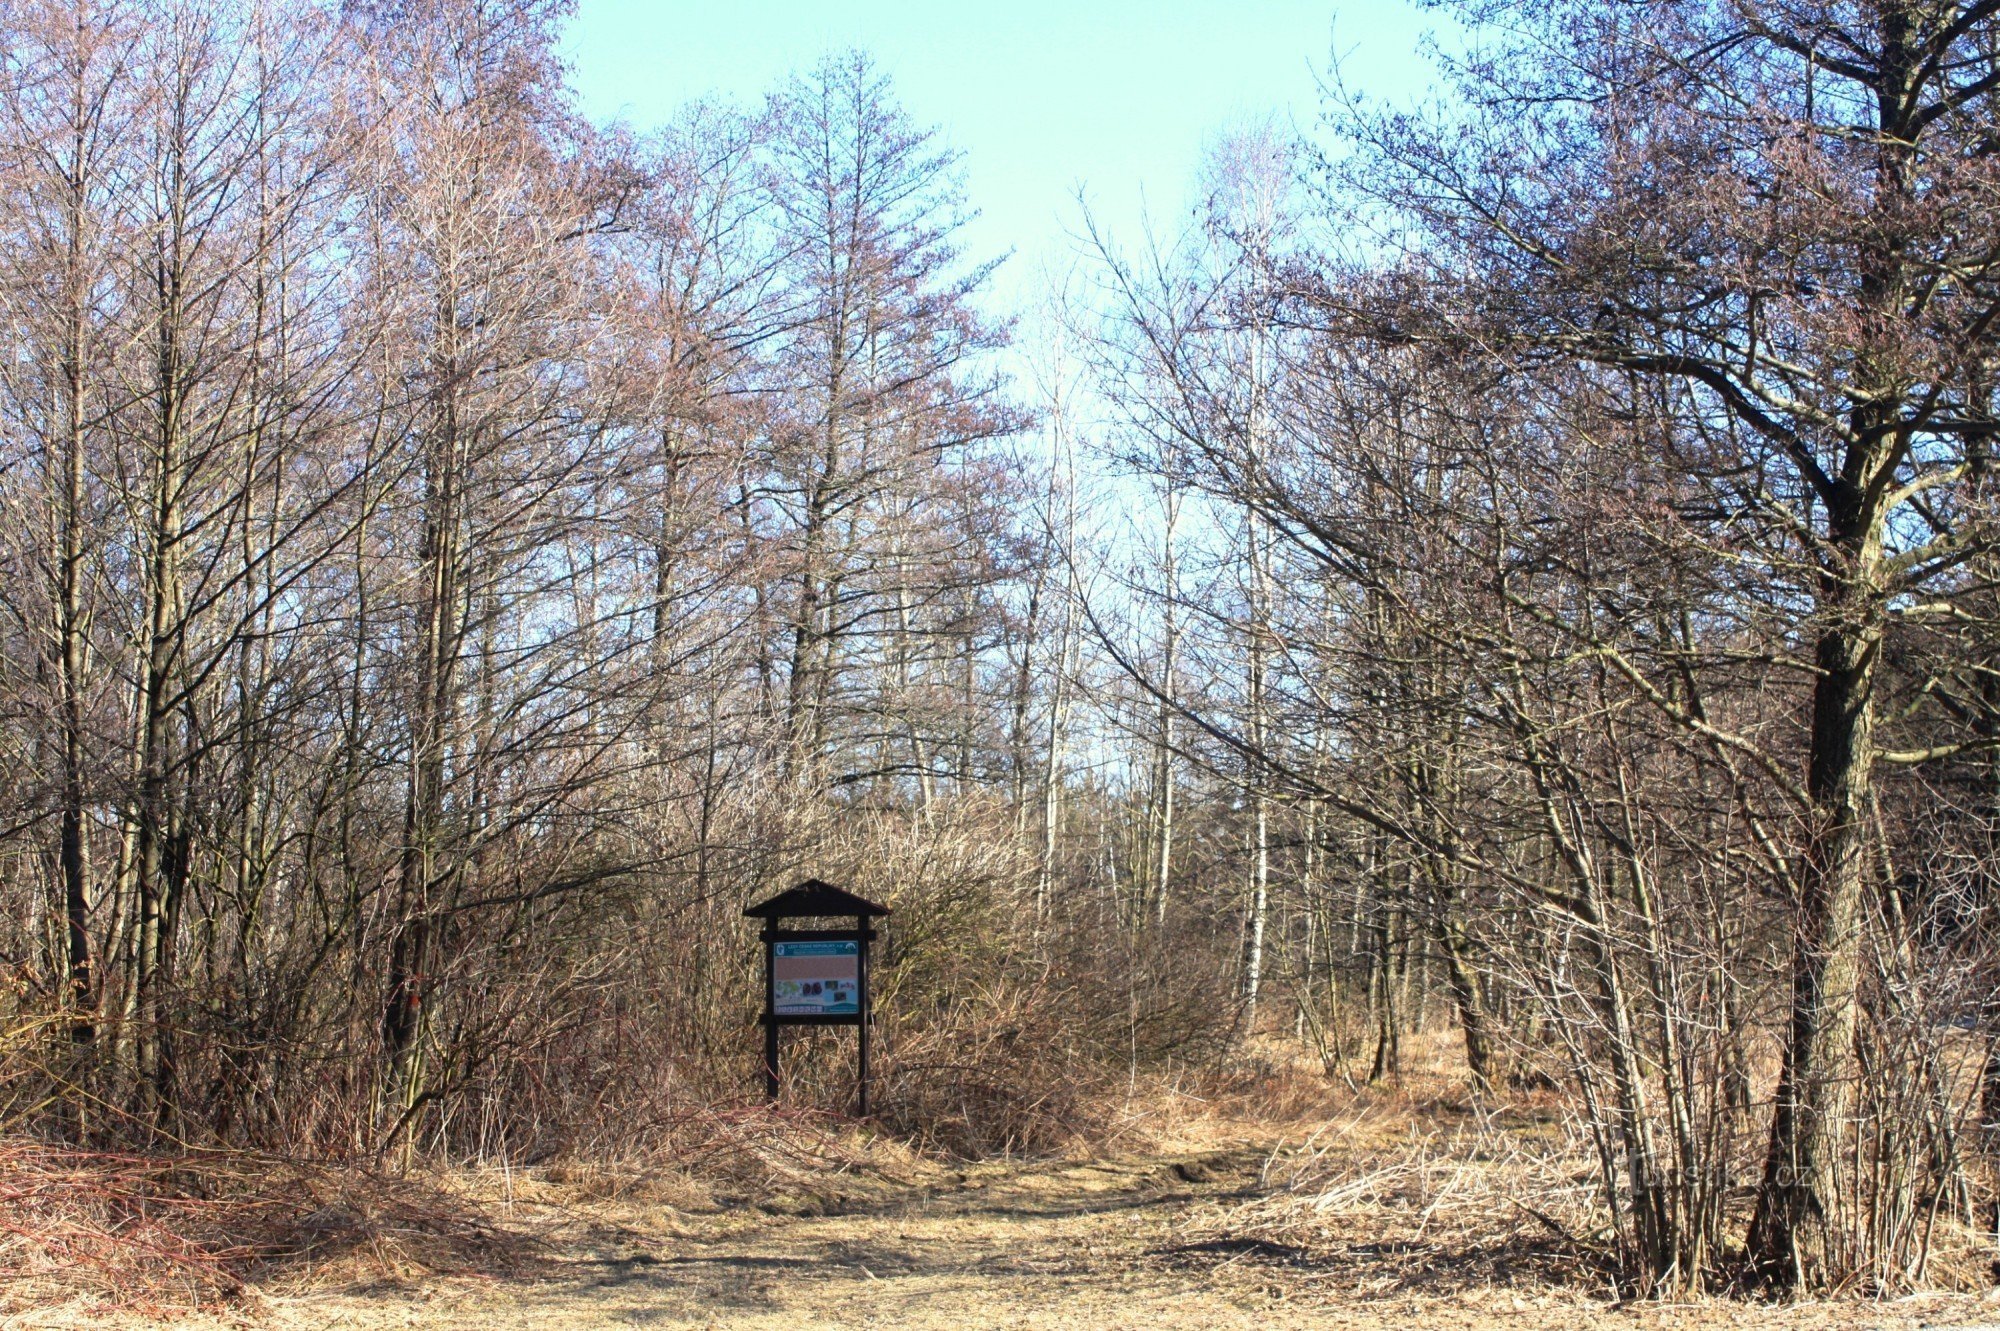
[773,940,860,1016]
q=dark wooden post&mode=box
[762,919,779,1100]
[856,912,871,1117]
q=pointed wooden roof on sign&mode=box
[744,878,890,919]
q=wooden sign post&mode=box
[744,878,889,1115]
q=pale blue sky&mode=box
[561,2,1442,313]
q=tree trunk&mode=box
[1749,554,1881,1284]
[55,181,92,1057]
[1433,912,1498,1093]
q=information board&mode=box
[772,940,860,1015]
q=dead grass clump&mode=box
[467,1098,959,1233]
[0,1137,522,1315]
[553,1100,908,1194]
[1147,1029,1526,1132]
[1167,1090,1613,1301]
[1167,1054,1358,1128]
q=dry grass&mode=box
[1164,1096,1607,1300]
[1107,1033,1601,1300]
[9,1035,2000,1327]
[0,1102,935,1320]
[1152,1032,2000,1308]
[0,1138,526,1319]
[498,1101,954,1222]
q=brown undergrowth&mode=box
[0,1138,526,1319]
[1161,1035,2000,1305]
[0,1102,931,1319]
[1101,1034,1601,1301]
[1165,1088,1612,1300]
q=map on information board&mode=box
[773,940,860,1015]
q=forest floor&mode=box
[27,1127,2000,1327]
[216,1144,1994,1331]
[13,1055,2000,1330]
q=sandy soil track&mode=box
[159,1142,1998,1331]
[244,1147,1303,1330]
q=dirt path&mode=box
[242,1144,1321,1331]
[159,1142,1998,1331]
